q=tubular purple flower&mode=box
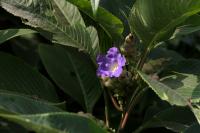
[96,47,126,78]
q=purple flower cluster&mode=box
[96,47,126,78]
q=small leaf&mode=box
[39,45,102,113]
[0,29,37,44]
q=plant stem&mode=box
[136,47,150,70]
[103,88,110,127]
[108,90,123,112]
[117,87,148,132]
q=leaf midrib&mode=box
[67,52,89,112]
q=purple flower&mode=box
[96,47,126,78]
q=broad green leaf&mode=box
[0,29,36,44]
[161,73,200,103]
[129,0,200,47]
[183,123,200,133]
[91,0,100,15]
[0,93,62,114]
[0,112,107,133]
[39,45,102,113]
[0,52,58,102]
[138,71,188,106]
[134,107,196,133]
[0,0,99,57]
[67,0,124,39]
[161,59,200,103]
[138,71,200,124]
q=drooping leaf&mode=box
[0,93,62,114]
[39,45,102,113]
[0,112,107,133]
[0,0,99,57]
[129,0,200,47]
[0,52,58,102]
[138,71,188,106]
[0,29,37,44]
[134,107,196,133]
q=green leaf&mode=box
[0,52,58,102]
[0,93,62,114]
[91,0,100,15]
[86,26,100,55]
[67,0,124,39]
[134,107,196,133]
[183,123,200,133]
[52,0,85,26]
[0,112,107,133]
[129,0,200,47]
[0,0,99,57]
[161,59,200,103]
[138,71,188,106]
[39,45,102,113]
[138,70,200,125]
[0,29,37,44]
[52,24,98,58]
[100,0,135,34]
[161,73,200,103]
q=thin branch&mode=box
[117,87,148,132]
